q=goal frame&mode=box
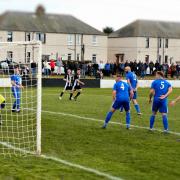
[0,41,42,155]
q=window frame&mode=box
[7,31,13,42]
[92,35,97,46]
[67,34,74,46]
[145,37,149,48]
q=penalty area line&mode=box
[42,110,180,137]
[0,141,122,180]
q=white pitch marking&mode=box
[42,110,180,136]
[0,141,122,180]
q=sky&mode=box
[0,0,180,31]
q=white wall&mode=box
[100,79,180,88]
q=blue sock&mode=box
[162,115,168,130]
[126,112,131,128]
[104,112,113,127]
[134,104,140,113]
[150,115,155,129]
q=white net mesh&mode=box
[0,41,41,156]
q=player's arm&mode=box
[11,81,24,89]
[149,89,155,104]
[112,90,116,101]
[170,96,180,106]
[77,79,85,85]
[159,87,173,100]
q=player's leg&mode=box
[149,101,158,130]
[124,101,131,129]
[69,88,74,100]
[59,86,66,100]
[12,89,17,112]
[119,106,124,113]
[0,101,5,125]
[102,101,119,129]
[160,101,169,132]
[74,88,82,101]
[132,92,141,115]
[16,91,21,112]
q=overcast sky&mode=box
[0,0,180,31]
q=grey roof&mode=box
[109,20,180,38]
[0,11,104,35]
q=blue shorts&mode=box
[133,91,137,99]
[152,100,168,113]
[112,100,130,111]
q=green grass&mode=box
[0,88,180,179]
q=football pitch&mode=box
[0,87,180,180]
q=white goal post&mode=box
[0,41,42,156]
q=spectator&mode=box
[43,60,49,78]
[162,63,169,78]
[170,63,176,78]
[149,61,154,75]
[31,61,37,78]
[50,59,55,75]
[56,57,63,75]
[119,62,125,76]
[104,63,111,76]
[82,63,87,78]
[176,63,180,79]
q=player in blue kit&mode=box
[121,66,141,115]
[11,66,24,113]
[149,71,173,132]
[102,74,134,129]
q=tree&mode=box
[103,27,114,35]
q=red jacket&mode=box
[50,60,55,68]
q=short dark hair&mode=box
[77,68,81,71]
[156,71,164,77]
[116,74,122,78]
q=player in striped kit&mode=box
[59,69,74,100]
[72,68,85,101]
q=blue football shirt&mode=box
[151,79,171,101]
[11,74,22,91]
[126,71,138,90]
[113,81,131,101]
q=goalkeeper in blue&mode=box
[149,71,173,133]
[121,66,141,115]
[102,74,134,129]
[11,66,24,113]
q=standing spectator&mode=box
[162,63,169,78]
[82,63,87,78]
[170,63,176,78]
[124,60,129,67]
[50,59,55,75]
[31,61,37,78]
[149,61,154,75]
[56,57,63,75]
[104,63,110,76]
[176,63,180,79]
[43,60,49,78]
[119,62,125,76]
[93,63,99,77]
[155,61,160,71]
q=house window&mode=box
[7,51,13,61]
[67,34,73,45]
[146,37,149,48]
[159,38,162,48]
[7,31,13,42]
[36,33,46,43]
[27,52,31,63]
[92,54,97,63]
[77,53,80,61]
[25,32,31,41]
[76,34,81,45]
[0,37,2,42]
[165,55,168,63]
[92,35,97,45]
[68,53,72,61]
[165,39,168,48]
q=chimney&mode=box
[35,5,45,17]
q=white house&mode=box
[0,6,108,64]
[108,19,180,65]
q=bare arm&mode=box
[77,79,85,85]
[149,89,155,103]
[11,81,24,89]
[112,90,116,101]
[159,87,173,100]
[170,96,180,106]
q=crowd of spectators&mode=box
[42,59,180,79]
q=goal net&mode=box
[0,41,42,156]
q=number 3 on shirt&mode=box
[160,81,164,89]
[120,83,125,90]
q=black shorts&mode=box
[0,101,5,109]
[65,86,72,91]
[73,85,81,90]
[51,68,55,72]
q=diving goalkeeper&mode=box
[0,94,5,125]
